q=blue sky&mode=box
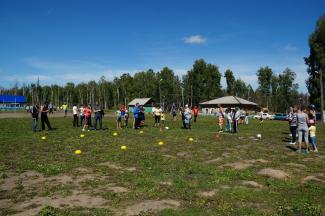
[1,0,325,92]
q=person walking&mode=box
[94,102,103,130]
[297,107,309,153]
[41,102,52,131]
[72,104,79,127]
[31,104,39,132]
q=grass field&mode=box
[0,115,324,216]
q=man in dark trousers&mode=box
[133,103,140,129]
[41,102,52,130]
[31,104,39,132]
[94,102,103,130]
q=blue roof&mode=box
[0,95,26,103]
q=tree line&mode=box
[1,59,306,113]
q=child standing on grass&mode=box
[309,123,318,152]
[82,104,91,132]
[218,106,224,132]
[116,109,122,129]
[79,105,85,126]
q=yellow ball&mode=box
[80,134,85,138]
[121,145,127,150]
[189,138,194,142]
[158,141,164,146]
[41,136,46,140]
[139,131,144,134]
[75,149,82,155]
[113,132,118,136]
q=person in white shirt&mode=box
[72,105,79,127]
[153,105,162,127]
[79,106,85,126]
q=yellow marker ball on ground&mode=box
[158,141,164,146]
[80,134,85,138]
[121,145,127,150]
[41,136,46,140]
[75,149,82,155]
[189,137,194,142]
[139,130,144,134]
[113,132,118,136]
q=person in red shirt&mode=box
[82,104,91,131]
[193,106,199,122]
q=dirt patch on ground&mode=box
[0,168,129,215]
[285,163,307,169]
[98,161,137,172]
[241,180,264,188]
[176,151,191,158]
[159,181,173,186]
[258,168,290,180]
[222,158,269,170]
[123,199,180,216]
[302,173,325,184]
[223,162,253,170]
[10,190,109,216]
[198,189,218,197]
[204,158,222,164]
[162,154,176,159]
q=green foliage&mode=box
[305,14,325,108]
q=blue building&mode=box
[0,95,27,111]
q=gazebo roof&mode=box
[200,96,257,106]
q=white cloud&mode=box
[183,35,207,44]
[284,43,298,51]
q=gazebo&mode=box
[128,98,155,113]
[199,96,258,114]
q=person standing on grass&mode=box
[193,105,199,122]
[171,103,177,121]
[62,103,68,117]
[40,102,52,131]
[288,107,298,145]
[153,105,161,127]
[31,104,39,132]
[218,106,225,132]
[184,104,192,129]
[72,104,79,127]
[49,102,54,115]
[93,102,103,130]
[244,110,249,125]
[309,122,318,152]
[133,103,140,129]
[232,107,241,133]
[82,104,91,131]
[116,108,122,129]
[124,109,129,128]
[160,111,166,128]
[297,107,309,153]
[79,105,85,126]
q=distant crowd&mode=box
[28,102,319,153]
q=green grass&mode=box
[0,115,324,216]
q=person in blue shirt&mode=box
[133,103,140,129]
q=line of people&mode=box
[217,106,246,133]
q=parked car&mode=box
[273,113,287,121]
[253,113,274,120]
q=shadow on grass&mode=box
[286,145,298,151]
